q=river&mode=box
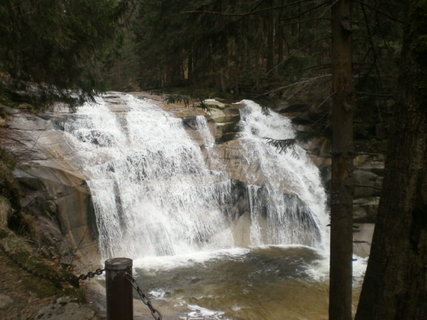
[62,92,365,319]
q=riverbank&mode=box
[0,91,378,319]
[0,228,100,320]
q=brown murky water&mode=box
[133,246,364,320]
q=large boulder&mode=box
[34,297,97,320]
[0,108,100,264]
[202,100,243,144]
[353,197,380,223]
[353,169,383,198]
[14,165,98,260]
[353,223,375,257]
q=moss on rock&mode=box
[0,229,84,300]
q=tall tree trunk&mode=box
[355,1,427,319]
[329,0,354,319]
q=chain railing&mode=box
[0,243,81,286]
[0,244,162,320]
[124,273,162,320]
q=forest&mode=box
[0,1,426,320]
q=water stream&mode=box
[63,93,337,319]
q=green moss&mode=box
[7,249,78,296]
[0,148,16,169]
[215,132,237,144]
[63,287,87,303]
[219,122,240,134]
[21,273,86,300]
[211,116,228,123]
[0,148,31,233]
[0,164,21,213]
[22,277,61,298]
[0,228,9,239]
[1,231,86,300]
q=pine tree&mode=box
[355,1,427,318]
[0,0,126,104]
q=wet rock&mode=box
[203,100,227,109]
[225,179,249,218]
[182,116,199,130]
[0,293,13,309]
[1,109,99,263]
[34,297,96,320]
[354,169,383,198]
[208,108,226,123]
[7,112,54,131]
[214,121,240,144]
[353,223,375,257]
[353,197,380,223]
[197,100,243,143]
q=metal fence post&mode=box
[105,257,133,320]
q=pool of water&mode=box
[131,246,364,320]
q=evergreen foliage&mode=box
[131,0,404,152]
[133,1,403,96]
[0,0,126,104]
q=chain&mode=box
[1,244,161,320]
[76,268,105,281]
[0,244,104,287]
[122,272,162,320]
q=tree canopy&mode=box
[0,0,126,103]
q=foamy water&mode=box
[133,245,366,320]
[64,93,328,259]
[59,92,367,320]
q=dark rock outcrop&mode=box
[0,108,99,265]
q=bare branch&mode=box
[360,1,383,89]
[258,74,331,97]
[356,91,395,99]
[183,0,315,17]
[355,0,403,24]
[279,1,330,22]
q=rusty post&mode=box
[105,257,133,320]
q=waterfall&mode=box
[237,100,328,248]
[64,94,233,258]
[63,93,328,259]
[195,115,220,169]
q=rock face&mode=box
[353,223,375,257]
[203,100,243,144]
[0,106,99,265]
[276,99,385,224]
[297,136,384,223]
[34,297,97,320]
[199,99,384,224]
[353,169,383,198]
[0,92,384,266]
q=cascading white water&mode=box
[63,93,328,260]
[195,115,215,149]
[195,115,221,169]
[237,100,328,249]
[64,94,233,258]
